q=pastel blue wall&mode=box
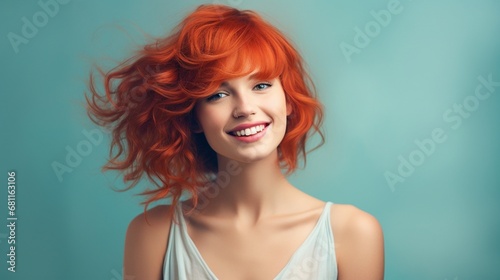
[1,0,499,279]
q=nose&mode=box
[232,91,256,118]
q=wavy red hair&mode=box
[85,4,324,219]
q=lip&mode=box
[226,122,270,143]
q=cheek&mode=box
[197,107,223,132]
[269,96,289,124]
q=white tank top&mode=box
[163,201,338,279]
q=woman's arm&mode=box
[332,205,385,280]
[123,205,172,280]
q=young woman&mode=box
[86,4,384,280]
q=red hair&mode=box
[86,4,324,219]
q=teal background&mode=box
[1,0,499,279]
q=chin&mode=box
[219,149,278,165]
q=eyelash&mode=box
[206,92,228,102]
[253,82,272,91]
[206,82,272,102]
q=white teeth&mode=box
[233,124,266,137]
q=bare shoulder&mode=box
[330,204,384,280]
[330,204,382,236]
[123,204,173,280]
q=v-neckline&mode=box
[178,201,330,280]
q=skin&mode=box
[124,73,384,279]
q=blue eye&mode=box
[253,83,271,91]
[206,92,228,102]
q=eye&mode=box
[206,92,228,102]
[253,83,272,91]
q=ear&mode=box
[190,115,204,133]
[286,101,292,116]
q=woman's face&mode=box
[195,72,291,164]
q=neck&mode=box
[197,151,295,223]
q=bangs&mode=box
[213,27,287,82]
[176,9,290,98]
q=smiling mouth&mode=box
[228,124,269,137]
